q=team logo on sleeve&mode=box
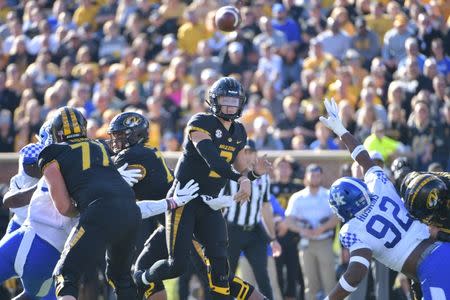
[123,116,142,127]
[426,188,439,209]
[215,129,222,138]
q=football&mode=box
[214,6,241,32]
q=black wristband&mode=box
[248,170,261,181]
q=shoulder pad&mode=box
[38,144,68,171]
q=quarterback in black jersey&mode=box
[38,107,141,300]
[401,171,450,242]
[136,77,271,299]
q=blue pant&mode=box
[6,218,21,235]
[0,226,60,299]
[418,242,450,300]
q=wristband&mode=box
[349,256,370,268]
[350,145,365,161]
[166,198,177,210]
[248,170,261,181]
[339,276,357,292]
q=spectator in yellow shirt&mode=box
[177,9,210,56]
[326,66,360,108]
[73,0,100,30]
[331,7,356,36]
[241,94,275,135]
[363,120,402,162]
[303,39,339,73]
[365,2,393,44]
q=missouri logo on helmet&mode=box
[427,189,439,209]
[123,115,142,127]
[108,112,149,153]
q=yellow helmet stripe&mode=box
[61,108,71,136]
[68,108,81,134]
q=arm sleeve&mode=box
[136,199,168,219]
[195,139,242,182]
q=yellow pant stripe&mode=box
[171,206,184,253]
[192,240,207,264]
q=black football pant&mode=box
[227,223,273,300]
[54,198,141,299]
[137,199,255,299]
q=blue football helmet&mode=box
[329,177,372,222]
[36,120,53,147]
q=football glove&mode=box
[201,195,234,211]
[319,98,349,137]
[167,180,200,209]
[117,163,142,187]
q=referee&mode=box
[222,139,281,300]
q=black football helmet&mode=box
[107,112,149,153]
[51,106,87,142]
[402,173,449,227]
[391,156,412,191]
[207,77,246,121]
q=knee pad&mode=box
[206,257,230,296]
[230,276,254,300]
[54,273,79,298]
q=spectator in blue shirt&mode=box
[271,3,301,46]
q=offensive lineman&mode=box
[38,106,142,300]
[401,171,449,241]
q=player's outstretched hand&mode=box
[254,154,272,176]
[319,98,348,138]
[173,179,200,207]
[234,176,251,203]
[201,195,234,210]
[117,163,142,187]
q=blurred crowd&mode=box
[0,1,449,299]
[0,0,449,172]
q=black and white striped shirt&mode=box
[222,174,270,227]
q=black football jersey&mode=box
[175,113,247,197]
[38,138,134,212]
[114,143,174,200]
[270,181,304,210]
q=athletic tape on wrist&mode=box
[350,145,365,161]
[339,276,357,292]
[349,256,370,268]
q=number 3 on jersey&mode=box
[366,196,413,248]
[209,150,233,178]
[70,141,109,170]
